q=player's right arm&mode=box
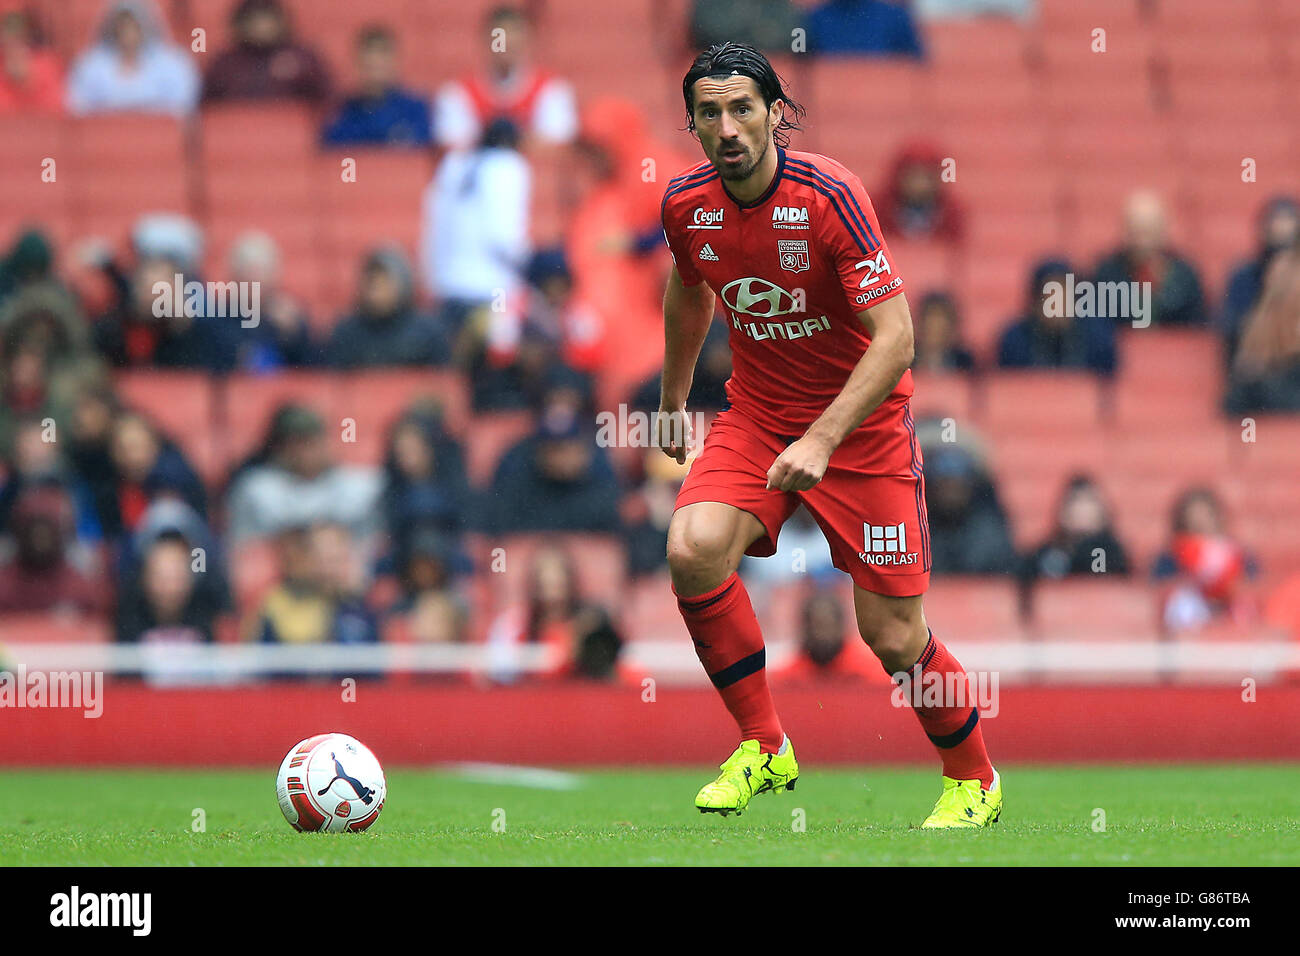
[658,264,716,463]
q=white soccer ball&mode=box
[275,733,386,832]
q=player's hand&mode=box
[656,405,693,464]
[766,434,833,491]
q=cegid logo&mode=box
[689,207,725,229]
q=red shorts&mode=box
[674,400,932,597]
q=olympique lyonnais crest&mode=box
[777,240,809,273]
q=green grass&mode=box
[1,764,1297,866]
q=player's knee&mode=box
[666,522,734,592]
[857,616,922,675]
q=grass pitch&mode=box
[1,764,1296,866]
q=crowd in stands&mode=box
[0,0,1297,685]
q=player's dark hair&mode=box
[682,42,805,148]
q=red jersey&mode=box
[661,147,911,437]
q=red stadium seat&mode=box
[1025,579,1158,641]
[921,577,1022,641]
[0,612,111,644]
[484,532,628,620]
[463,410,537,486]
[332,369,471,466]
[113,370,220,484]
[214,372,343,476]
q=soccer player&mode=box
[657,43,1001,827]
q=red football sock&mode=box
[674,571,784,753]
[897,631,994,789]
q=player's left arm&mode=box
[765,294,913,491]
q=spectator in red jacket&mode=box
[202,0,331,105]
[0,9,63,113]
[1154,487,1258,636]
[876,140,965,243]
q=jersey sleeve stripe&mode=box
[785,156,882,251]
[784,170,874,255]
[661,169,721,220]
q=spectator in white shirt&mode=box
[66,0,199,116]
[433,5,577,150]
[421,117,530,349]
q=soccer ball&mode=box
[275,733,386,832]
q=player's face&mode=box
[690,75,781,182]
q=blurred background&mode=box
[0,0,1298,766]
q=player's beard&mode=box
[713,135,769,182]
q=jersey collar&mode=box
[722,146,786,210]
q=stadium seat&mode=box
[982,372,1104,432]
[113,370,221,484]
[332,369,471,466]
[921,577,1021,641]
[0,612,111,644]
[484,531,628,620]
[463,410,537,486]
[214,371,344,475]
[1025,579,1158,641]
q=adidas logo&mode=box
[699,243,719,261]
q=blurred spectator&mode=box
[876,142,965,242]
[0,10,63,113]
[0,342,74,463]
[434,5,577,150]
[381,407,472,569]
[116,529,221,643]
[1016,474,1130,618]
[471,249,605,410]
[326,246,449,368]
[912,291,975,372]
[0,228,61,303]
[922,442,1015,575]
[1223,242,1300,414]
[91,255,237,373]
[485,543,628,683]
[66,0,198,116]
[997,257,1116,375]
[487,374,620,534]
[387,527,471,645]
[107,410,207,537]
[226,404,382,544]
[1094,191,1207,328]
[622,449,689,578]
[1221,196,1300,365]
[568,97,689,395]
[806,0,925,57]
[773,587,890,682]
[321,24,432,147]
[0,413,102,542]
[690,0,801,52]
[0,483,106,614]
[1153,487,1258,636]
[421,118,530,353]
[227,231,315,370]
[202,0,331,105]
[632,318,732,414]
[1019,474,1129,582]
[309,521,380,643]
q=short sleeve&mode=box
[818,169,905,312]
[661,201,704,287]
